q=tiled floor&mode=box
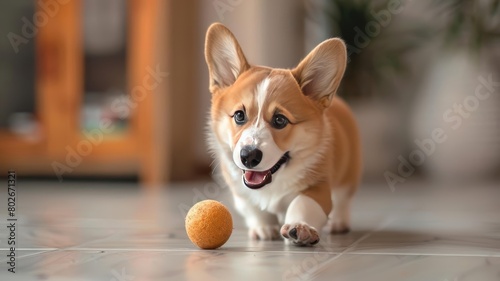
[0,180,499,281]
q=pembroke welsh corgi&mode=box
[205,23,361,245]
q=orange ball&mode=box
[185,200,233,249]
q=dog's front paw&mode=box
[280,223,320,246]
[249,225,281,240]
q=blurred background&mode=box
[0,0,499,188]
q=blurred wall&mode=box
[176,0,500,184]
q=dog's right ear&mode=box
[205,23,249,93]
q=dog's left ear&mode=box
[292,39,347,108]
[205,23,249,93]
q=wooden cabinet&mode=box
[0,0,170,187]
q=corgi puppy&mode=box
[205,23,361,245]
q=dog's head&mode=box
[205,23,346,189]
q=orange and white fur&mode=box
[205,23,361,246]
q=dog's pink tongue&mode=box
[244,170,272,188]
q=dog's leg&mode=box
[325,187,354,234]
[233,194,281,240]
[280,194,329,246]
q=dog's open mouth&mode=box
[243,152,290,189]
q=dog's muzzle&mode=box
[242,152,290,189]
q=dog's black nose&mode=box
[240,146,262,169]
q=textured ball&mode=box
[185,200,233,249]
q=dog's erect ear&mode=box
[292,39,347,108]
[205,23,249,92]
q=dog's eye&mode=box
[272,114,289,129]
[233,110,247,125]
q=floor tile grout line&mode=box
[0,248,58,251]
[2,247,338,253]
[0,230,122,263]
[1,247,498,258]
[306,216,398,280]
[0,249,59,263]
[4,248,498,258]
[16,249,60,260]
[343,252,500,258]
[0,246,341,253]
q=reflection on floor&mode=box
[0,180,499,281]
